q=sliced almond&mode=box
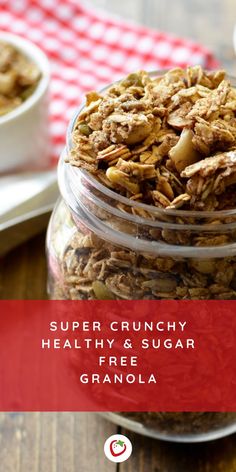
[167,113,191,129]
[106,167,140,194]
[97,144,129,161]
[167,102,192,129]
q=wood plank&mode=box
[0,233,47,300]
[119,429,236,472]
[73,413,117,471]
[0,413,22,472]
[0,412,236,471]
[0,413,117,472]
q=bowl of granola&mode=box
[0,32,50,172]
[46,67,236,441]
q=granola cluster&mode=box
[69,67,236,212]
[0,42,41,116]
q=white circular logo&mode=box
[104,434,132,463]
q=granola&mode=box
[68,67,236,212]
[0,41,41,116]
[48,68,236,302]
[49,202,236,301]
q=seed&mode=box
[92,281,115,300]
[79,122,92,136]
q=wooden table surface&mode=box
[1,0,236,470]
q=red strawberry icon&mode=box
[110,439,127,457]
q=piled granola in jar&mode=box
[0,41,41,116]
[52,217,236,301]
[69,66,236,212]
[48,67,236,302]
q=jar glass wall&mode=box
[46,153,236,442]
[47,152,236,301]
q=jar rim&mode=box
[66,70,236,220]
[58,153,236,258]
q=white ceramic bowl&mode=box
[0,32,50,172]
[233,25,236,55]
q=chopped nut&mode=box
[169,129,200,173]
[167,102,192,129]
[104,112,154,145]
[106,167,140,194]
[116,158,156,180]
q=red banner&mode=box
[0,300,235,411]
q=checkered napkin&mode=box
[0,0,219,164]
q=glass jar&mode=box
[46,81,236,442]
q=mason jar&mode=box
[48,150,236,302]
[46,78,236,442]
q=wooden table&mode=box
[1,0,236,469]
[1,412,236,472]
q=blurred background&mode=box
[91,0,236,73]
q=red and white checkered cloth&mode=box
[0,0,219,164]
